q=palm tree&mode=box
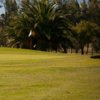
[13,0,70,52]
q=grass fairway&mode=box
[0,47,100,100]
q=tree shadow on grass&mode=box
[91,55,100,59]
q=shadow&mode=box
[91,55,100,59]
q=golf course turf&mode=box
[0,47,100,100]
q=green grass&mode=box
[0,47,100,100]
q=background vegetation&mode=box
[0,0,100,54]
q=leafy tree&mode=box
[73,20,99,55]
[0,14,8,46]
[80,0,88,20]
[88,0,100,25]
[68,0,80,24]
[0,0,19,47]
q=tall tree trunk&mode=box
[75,48,79,53]
[80,46,84,55]
[62,44,67,53]
[86,43,89,54]
[92,47,94,56]
[71,48,72,53]
[63,47,67,53]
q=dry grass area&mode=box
[0,47,100,100]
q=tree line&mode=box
[0,0,100,54]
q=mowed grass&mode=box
[0,48,100,100]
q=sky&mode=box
[0,0,88,15]
[0,2,5,14]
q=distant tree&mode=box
[80,0,88,20]
[1,0,19,47]
[68,0,80,24]
[88,0,100,25]
[4,0,18,18]
[73,20,99,55]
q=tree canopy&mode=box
[0,0,100,54]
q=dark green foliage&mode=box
[0,0,100,54]
[73,20,100,54]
